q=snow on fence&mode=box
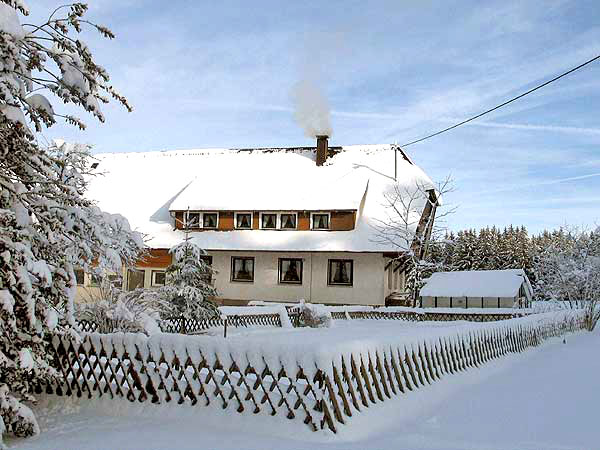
[47,310,585,433]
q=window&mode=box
[202,212,218,229]
[186,212,201,229]
[200,255,213,285]
[127,268,145,291]
[231,256,254,282]
[280,213,297,230]
[260,213,277,229]
[151,270,166,286]
[279,258,303,284]
[328,259,353,286]
[74,268,85,286]
[311,213,330,230]
[107,274,122,288]
[235,212,253,229]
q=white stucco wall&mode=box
[74,252,387,306]
[211,251,386,305]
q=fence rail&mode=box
[53,311,585,433]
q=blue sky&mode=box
[29,0,600,233]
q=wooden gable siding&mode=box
[330,211,356,231]
[298,212,310,230]
[137,248,171,268]
[171,210,356,231]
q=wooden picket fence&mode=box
[49,311,585,433]
[342,310,529,322]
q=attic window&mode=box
[280,213,297,230]
[261,213,277,229]
[186,212,201,228]
[202,212,218,229]
[235,213,252,229]
[311,213,330,230]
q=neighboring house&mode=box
[79,138,438,306]
[419,269,533,308]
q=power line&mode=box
[399,54,600,148]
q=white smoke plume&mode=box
[291,79,332,138]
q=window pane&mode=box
[187,212,200,228]
[127,269,145,291]
[152,271,166,286]
[203,213,217,228]
[280,258,302,284]
[262,214,277,228]
[329,260,352,285]
[237,214,252,229]
[281,214,296,229]
[232,257,254,281]
[313,214,329,229]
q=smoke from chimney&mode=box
[291,79,332,138]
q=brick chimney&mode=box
[316,135,328,166]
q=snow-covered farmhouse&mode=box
[78,138,439,306]
[419,269,533,309]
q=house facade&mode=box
[77,139,438,306]
[419,269,533,308]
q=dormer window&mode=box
[260,213,277,229]
[311,213,330,230]
[235,212,253,229]
[280,213,297,230]
[186,212,201,228]
[202,212,218,229]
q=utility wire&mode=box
[399,54,600,148]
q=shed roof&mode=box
[85,144,435,252]
[419,269,533,300]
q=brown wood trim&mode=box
[137,248,172,268]
[172,210,356,232]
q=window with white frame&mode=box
[202,212,218,229]
[260,213,277,229]
[235,212,253,229]
[186,212,201,228]
[280,213,297,230]
[151,270,166,286]
[279,258,302,284]
[311,213,330,230]
[231,256,254,282]
[328,259,353,286]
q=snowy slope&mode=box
[85,144,435,252]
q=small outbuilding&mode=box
[419,269,532,309]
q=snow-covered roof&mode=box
[85,144,435,252]
[419,269,533,299]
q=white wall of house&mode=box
[211,250,386,305]
[74,252,387,306]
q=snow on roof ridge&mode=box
[93,143,393,158]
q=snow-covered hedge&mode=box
[46,310,585,433]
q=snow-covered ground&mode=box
[8,328,598,450]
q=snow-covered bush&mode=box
[298,300,333,328]
[0,2,140,443]
[76,282,164,335]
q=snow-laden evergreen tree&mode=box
[160,233,219,320]
[0,2,140,444]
